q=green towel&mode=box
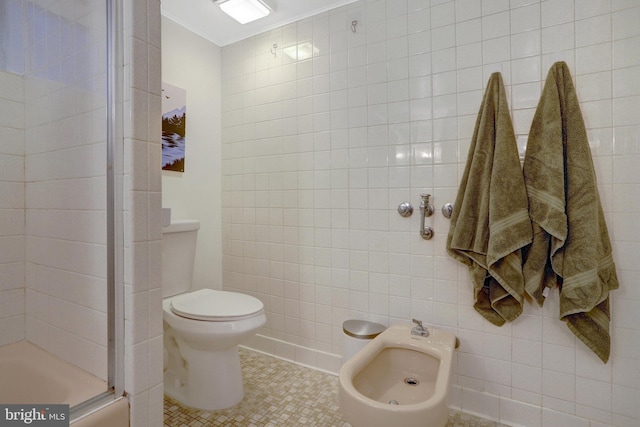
[523,61,619,363]
[447,73,532,326]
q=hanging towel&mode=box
[522,61,619,363]
[447,73,532,326]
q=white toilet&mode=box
[162,219,266,410]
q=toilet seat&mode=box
[170,288,264,321]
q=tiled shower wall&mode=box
[0,70,25,346]
[20,0,109,380]
[221,0,640,426]
[0,0,109,379]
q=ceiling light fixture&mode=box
[216,0,274,25]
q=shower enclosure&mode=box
[0,0,124,421]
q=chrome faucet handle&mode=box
[411,319,429,337]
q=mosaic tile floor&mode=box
[164,348,510,427]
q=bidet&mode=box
[339,323,457,427]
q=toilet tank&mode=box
[162,219,200,298]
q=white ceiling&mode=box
[161,0,360,47]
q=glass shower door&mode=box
[0,0,123,419]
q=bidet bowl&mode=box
[339,323,456,427]
[353,347,440,405]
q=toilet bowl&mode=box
[339,323,456,427]
[162,220,266,410]
[163,289,266,410]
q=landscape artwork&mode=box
[162,82,187,172]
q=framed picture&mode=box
[162,82,186,172]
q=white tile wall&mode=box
[123,0,163,425]
[0,70,25,346]
[14,0,110,380]
[221,0,640,426]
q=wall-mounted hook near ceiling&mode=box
[351,20,358,33]
[270,43,278,56]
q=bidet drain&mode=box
[404,377,420,386]
[389,400,399,405]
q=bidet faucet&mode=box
[411,319,429,337]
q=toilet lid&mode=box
[170,289,264,321]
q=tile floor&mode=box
[164,348,510,427]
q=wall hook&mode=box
[351,20,358,33]
[270,43,278,56]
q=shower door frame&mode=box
[69,0,125,420]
